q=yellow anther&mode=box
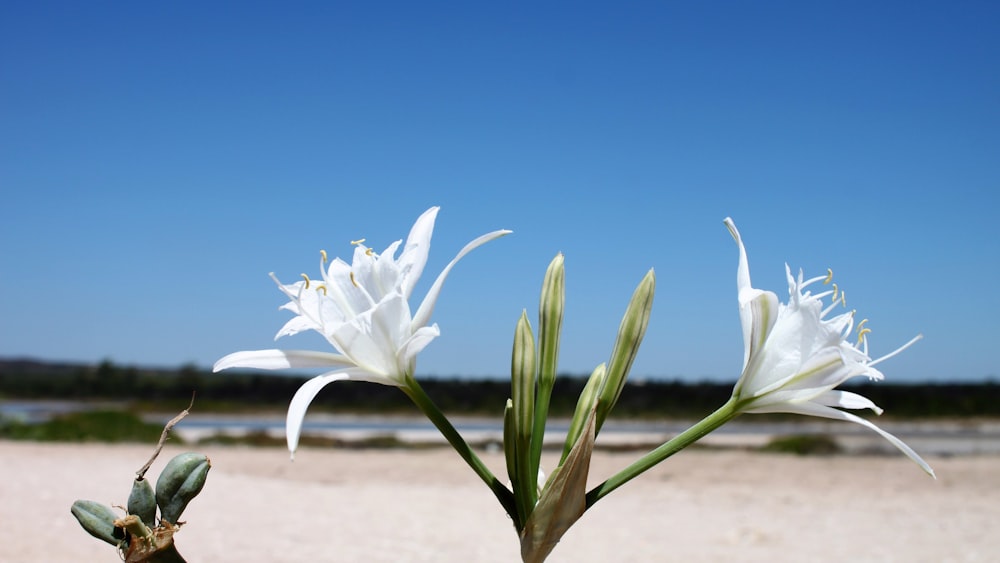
[857,327,872,343]
[300,273,311,289]
[831,283,839,302]
[349,271,359,288]
[320,249,328,262]
[857,318,869,332]
[823,268,833,284]
[317,285,328,296]
[840,291,847,307]
[365,247,374,256]
[351,238,366,246]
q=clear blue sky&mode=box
[2,2,997,382]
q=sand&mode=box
[2,440,997,562]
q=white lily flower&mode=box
[724,217,934,477]
[214,207,511,455]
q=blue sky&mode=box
[2,2,997,383]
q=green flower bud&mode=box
[510,310,537,520]
[596,269,655,433]
[537,253,564,392]
[511,310,536,439]
[127,477,157,528]
[71,499,125,546]
[562,363,606,464]
[530,254,564,480]
[155,452,211,524]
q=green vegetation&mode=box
[2,358,998,418]
[761,434,842,456]
[195,430,439,449]
[0,409,179,443]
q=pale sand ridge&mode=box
[2,441,996,562]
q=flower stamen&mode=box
[824,268,833,284]
[320,249,328,263]
[857,328,871,344]
[351,238,366,246]
[822,289,847,317]
[869,334,924,367]
[301,273,311,289]
[350,271,360,288]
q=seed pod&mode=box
[127,477,157,528]
[155,452,211,524]
[70,499,125,546]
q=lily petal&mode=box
[747,400,935,478]
[213,349,355,372]
[725,217,780,396]
[285,366,403,457]
[815,389,884,415]
[398,206,439,299]
[412,228,512,330]
[286,370,349,457]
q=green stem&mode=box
[528,380,553,488]
[586,397,741,507]
[402,376,518,520]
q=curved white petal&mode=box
[275,315,320,340]
[732,289,780,395]
[213,349,354,372]
[412,228,512,330]
[752,346,847,397]
[285,367,401,457]
[725,218,780,395]
[746,400,934,477]
[398,323,441,365]
[286,371,351,457]
[398,206,439,299]
[815,389,884,414]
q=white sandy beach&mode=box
[3,440,997,562]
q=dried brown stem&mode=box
[136,394,195,479]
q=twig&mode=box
[136,394,196,479]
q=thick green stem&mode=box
[586,397,741,507]
[402,376,518,520]
[529,380,553,484]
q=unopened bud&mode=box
[155,452,211,524]
[71,499,125,546]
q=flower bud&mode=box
[596,269,655,433]
[155,452,211,524]
[562,363,606,463]
[127,477,157,528]
[71,499,125,546]
[510,310,537,519]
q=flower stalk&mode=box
[587,397,741,506]
[401,375,517,521]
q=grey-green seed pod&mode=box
[128,477,157,528]
[70,499,125,546]
[155,452,211,524]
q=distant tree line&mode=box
[1,358,998,418]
